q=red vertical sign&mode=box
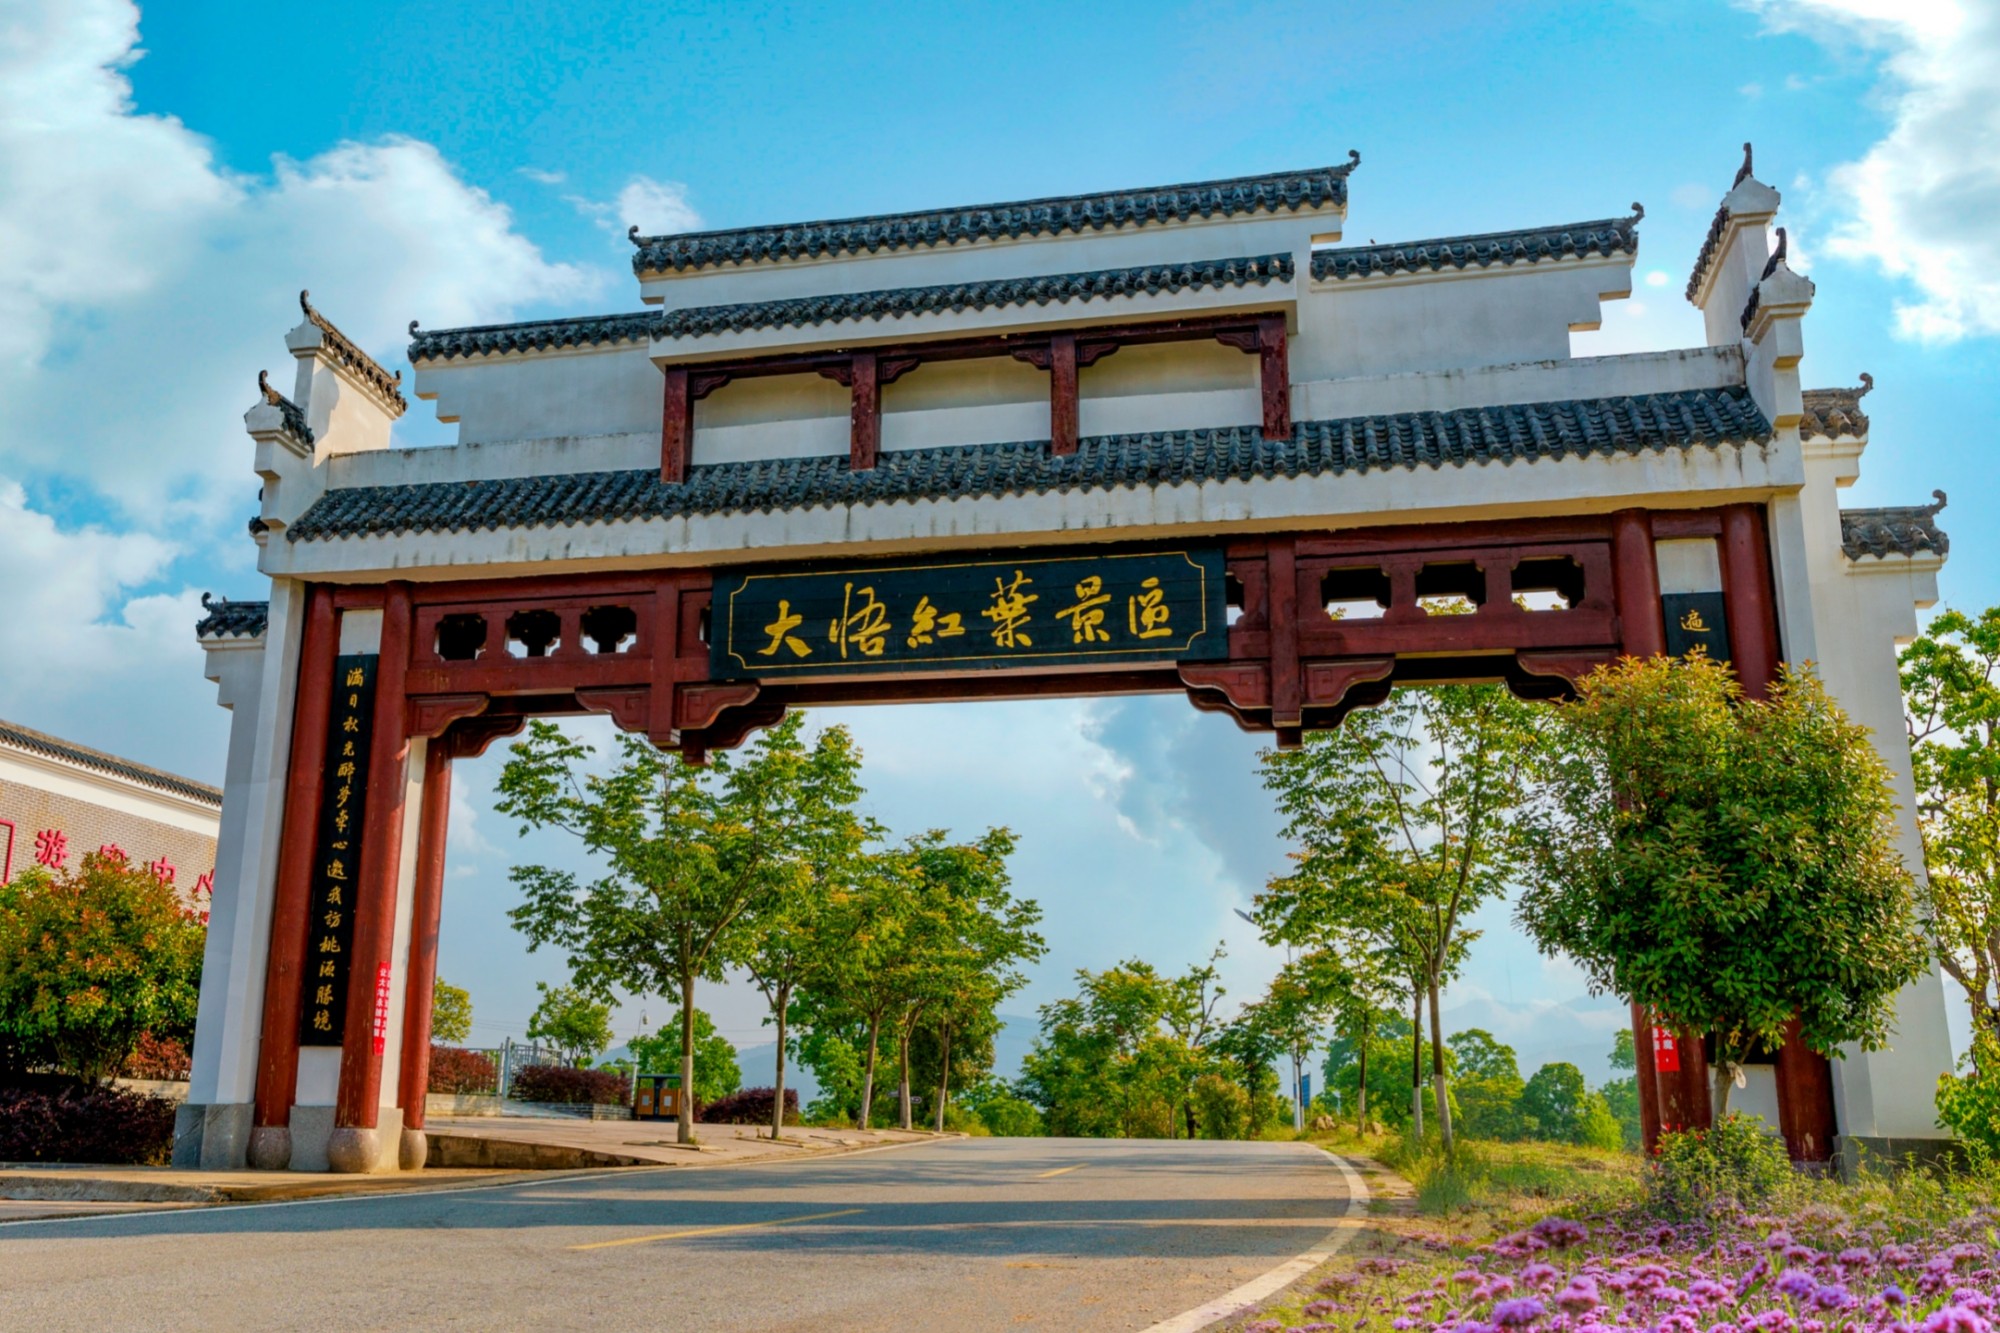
[1652,1025,1681,1074]
[372,960,390,1056]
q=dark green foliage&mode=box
[0,1084,178,1165]
[1648,1114,1792,1214]
[508,1064,629,1106]
[629,1008,740,1104]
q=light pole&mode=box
[1234,908,1305,1132]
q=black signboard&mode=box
[299,654,376,1047]
[712,548,1228,679]
[1662,592,1732,666]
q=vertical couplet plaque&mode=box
[298,653,377,1046]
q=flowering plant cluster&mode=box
[1242,1205,2000,1333]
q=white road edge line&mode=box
[0,1134,954,1231]
[1138,1144,1372,1333]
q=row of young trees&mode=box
[1251,654,1930,1150]
[494,714,1046,1143]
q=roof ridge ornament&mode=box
[1761,226,1788,280]
[1629,202,1645,222]
[295,289,408,417]
[256,369,316,447]
[1925,488,1948,516]
[1734,142,1755,188]
[1858,371,1874,396]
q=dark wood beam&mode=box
[1049,333,1079,455]
[850,351,880,470]
[660,367,692,484]
[1258,314,1290,441]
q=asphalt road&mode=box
[0,1137,1358,1332]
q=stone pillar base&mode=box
[399,1128,428,1171]
[326,1126,380,1174]
[247,1124,293,1171]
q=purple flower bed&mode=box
[1240,1207,2000,1333]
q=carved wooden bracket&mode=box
[445,714,526,759]
[676,681,762,732]
[406,693,490,739]
[575,686,652,736]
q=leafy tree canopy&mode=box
[630,1007,741,1104]
[430,978,473,1046]
[526,982,613,1066]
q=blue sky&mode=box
[3,0,1996,1085]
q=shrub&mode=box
[973,1094,1044,1137]
[121,1031,192,1081]
[1935,1033,2000,1158]
[1648,1113,1791,1215]
[1576,1091,1625,1152]
[508,1063,629,1105]
[427,1046,497,1095]
[0,1083,178,1164]
[699,1087,799,1124]
[1193,1073,1251,1140]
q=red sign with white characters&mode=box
[1652,1026,1681,1074]
[371,962,393,1055]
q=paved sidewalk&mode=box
[0,1120,946,1220]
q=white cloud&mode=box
[567,174,704,238]
[1644,269,1671,288]
[516,166,567,186]
[1745,0,2000,341]
[0,0,600,528]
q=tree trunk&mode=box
[678,973,698,1145]
[1410,989,1424,1139]
[1356,1030,1370,1133]
[1712,1055,1735,1120]
[1428,972,1454,1150]
[933,1019,952,1133]
[857,1012,881,1129]
[770,982,791,1141]
[897,1024,913,1131]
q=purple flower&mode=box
[1923,1308,1993,1333]
[1880,1286,1909,1308]
[1768,1233,1795,1251]
[1534,1219,1590,1249]
[1522,1265,1559,1287]
[1306,1301,1341,1317]
[1493,1300,1546,1328]
[1835,1248,1876,1272]
[1688,1280,1731,1306]
[1808,1284,1852,1312]
[1555,1281,1600,1315]
[1777,1271,1819,1300]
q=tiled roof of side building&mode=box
[1842,492,1949,561]
[1801,376,1872,440]
[628,156,1360,275]
[1311,211,1641,282]
[655,254,1292,340]
[287,385,1770,542]
[410,255,1293,361]
[0,718,223,808]
[299,291,407,416]
[196,594,270,640]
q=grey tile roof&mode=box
[287,385,1770,542]
[1687,203,1731,302]
[300,291,407,416]
[196,594,270,640]
[0,717,222,807]
[1311,211,1640,282]
[1842,492,1948,560]
[630,156,1359,275]
[410,255,1294,361]
[408,311,657,363]
[654,254,1292,341]
[1801,376,1872,440]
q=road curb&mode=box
[1138,1143,1373,1333]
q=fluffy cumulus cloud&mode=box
[563,174,705,238]
[0,0,600,771]
[1748,0,2000,341]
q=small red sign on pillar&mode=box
[1653,1025,1681,1074]
[370,960,392,1056]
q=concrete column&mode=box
[177,580,307,1170]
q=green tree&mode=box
[526,982,613,1066]
[1292,934,1403,1132]
[499,713,860,1143]
[430,978,473,1046]
[1519,655,1930,1117]
[737,724,868,1138]
[1902,606,2000,1059]
[1260,685,1542,1149]
[0,852,205,1084]
[1020,957,1222,1138]
[1600,1028,1642,1149]
[629,1007,741,1105]
[1448,1029,1527,1141]
[1519,1061,1589,1142]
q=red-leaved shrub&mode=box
[509,1064,628,1105]
[700,1087,799,1125]
[122,1032,192,1081]
[0,1084,177,1165]
[427,1046,498,1095]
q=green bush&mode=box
[1193,1073,1251,1140]
[1648,1113,1791,1215]
[1935,1035,2000,1157]
[973,1094,1044,1137]
[1576,1091,1625,1151]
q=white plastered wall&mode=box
[188,579,305,1115]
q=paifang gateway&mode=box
[180,146,1951,1174]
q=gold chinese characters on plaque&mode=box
[299,654,376,1047]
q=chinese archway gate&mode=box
[182,148,1954,1173]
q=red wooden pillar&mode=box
[1258,314,1290,441]
[661,367,692,484]
[1632,1005,1662,1152]
[849,350,880,471]
[395,737,453,1146]
[1773,1015,1838,1163]
[334,583,414,1151]
[1049,332,1079,456]
[249,587,337,1162]
[1268,538,1303,746]
[1610,508,1665,657]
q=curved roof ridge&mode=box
[0,717,222,807]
